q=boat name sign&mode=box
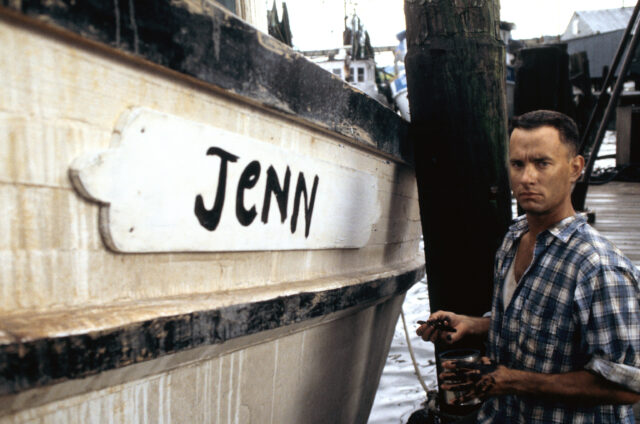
[69,108,379,252]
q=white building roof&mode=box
[562,7,633,40]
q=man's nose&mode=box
[521,164,537,183]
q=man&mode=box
[417,110,640,423]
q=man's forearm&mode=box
[465,316,490,338]
[499,368,640,405]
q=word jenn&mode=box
[194,147,319,237]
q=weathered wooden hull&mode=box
[0,2,424,422]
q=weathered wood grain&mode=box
[404,0,511,319]
[0,0,411,163]
[0,17,423,313]
[0,262,424,397]
[0,293,406,422]
[588,182,640,266]
[0,3,424,421]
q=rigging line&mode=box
[401,309,431,395]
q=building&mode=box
[561,7,633,41]
[560,7,635,81]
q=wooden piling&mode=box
[404,0,511,319]
[513,44,576,119]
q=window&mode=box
[214,0,236,13]
[347,67,355,82]
[357,67,365,82]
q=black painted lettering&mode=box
[290,172,319,238]
[261,165,291,224]
[194,147,239,231]
[236,160,261,226]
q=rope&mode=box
[400,309,430,395]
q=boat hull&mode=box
[2,293,412,423]
[0,2,424,422]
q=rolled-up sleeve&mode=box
[577,266,640,393]
[586,357,640,392]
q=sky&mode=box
[269,0,630,52]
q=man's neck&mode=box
[525,207,576,239]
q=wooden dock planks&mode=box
[587,181,640,267]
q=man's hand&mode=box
[416,310,489,345]
[440,357,511,404]
[440,359,640,406]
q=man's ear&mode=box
[570,155,585,182]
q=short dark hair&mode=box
[510,110,580,155]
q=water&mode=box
[368,131,618,424]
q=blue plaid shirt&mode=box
[478,214,640,423]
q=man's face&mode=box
[509,126,584,217]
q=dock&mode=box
[587,181,640,267]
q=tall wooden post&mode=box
[513,44,575,119]
[404,0,511,319]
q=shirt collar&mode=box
[507,215,529,240]
[507,214,586,244]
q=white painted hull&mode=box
[0,4,424,423]
[2,296,410,424]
